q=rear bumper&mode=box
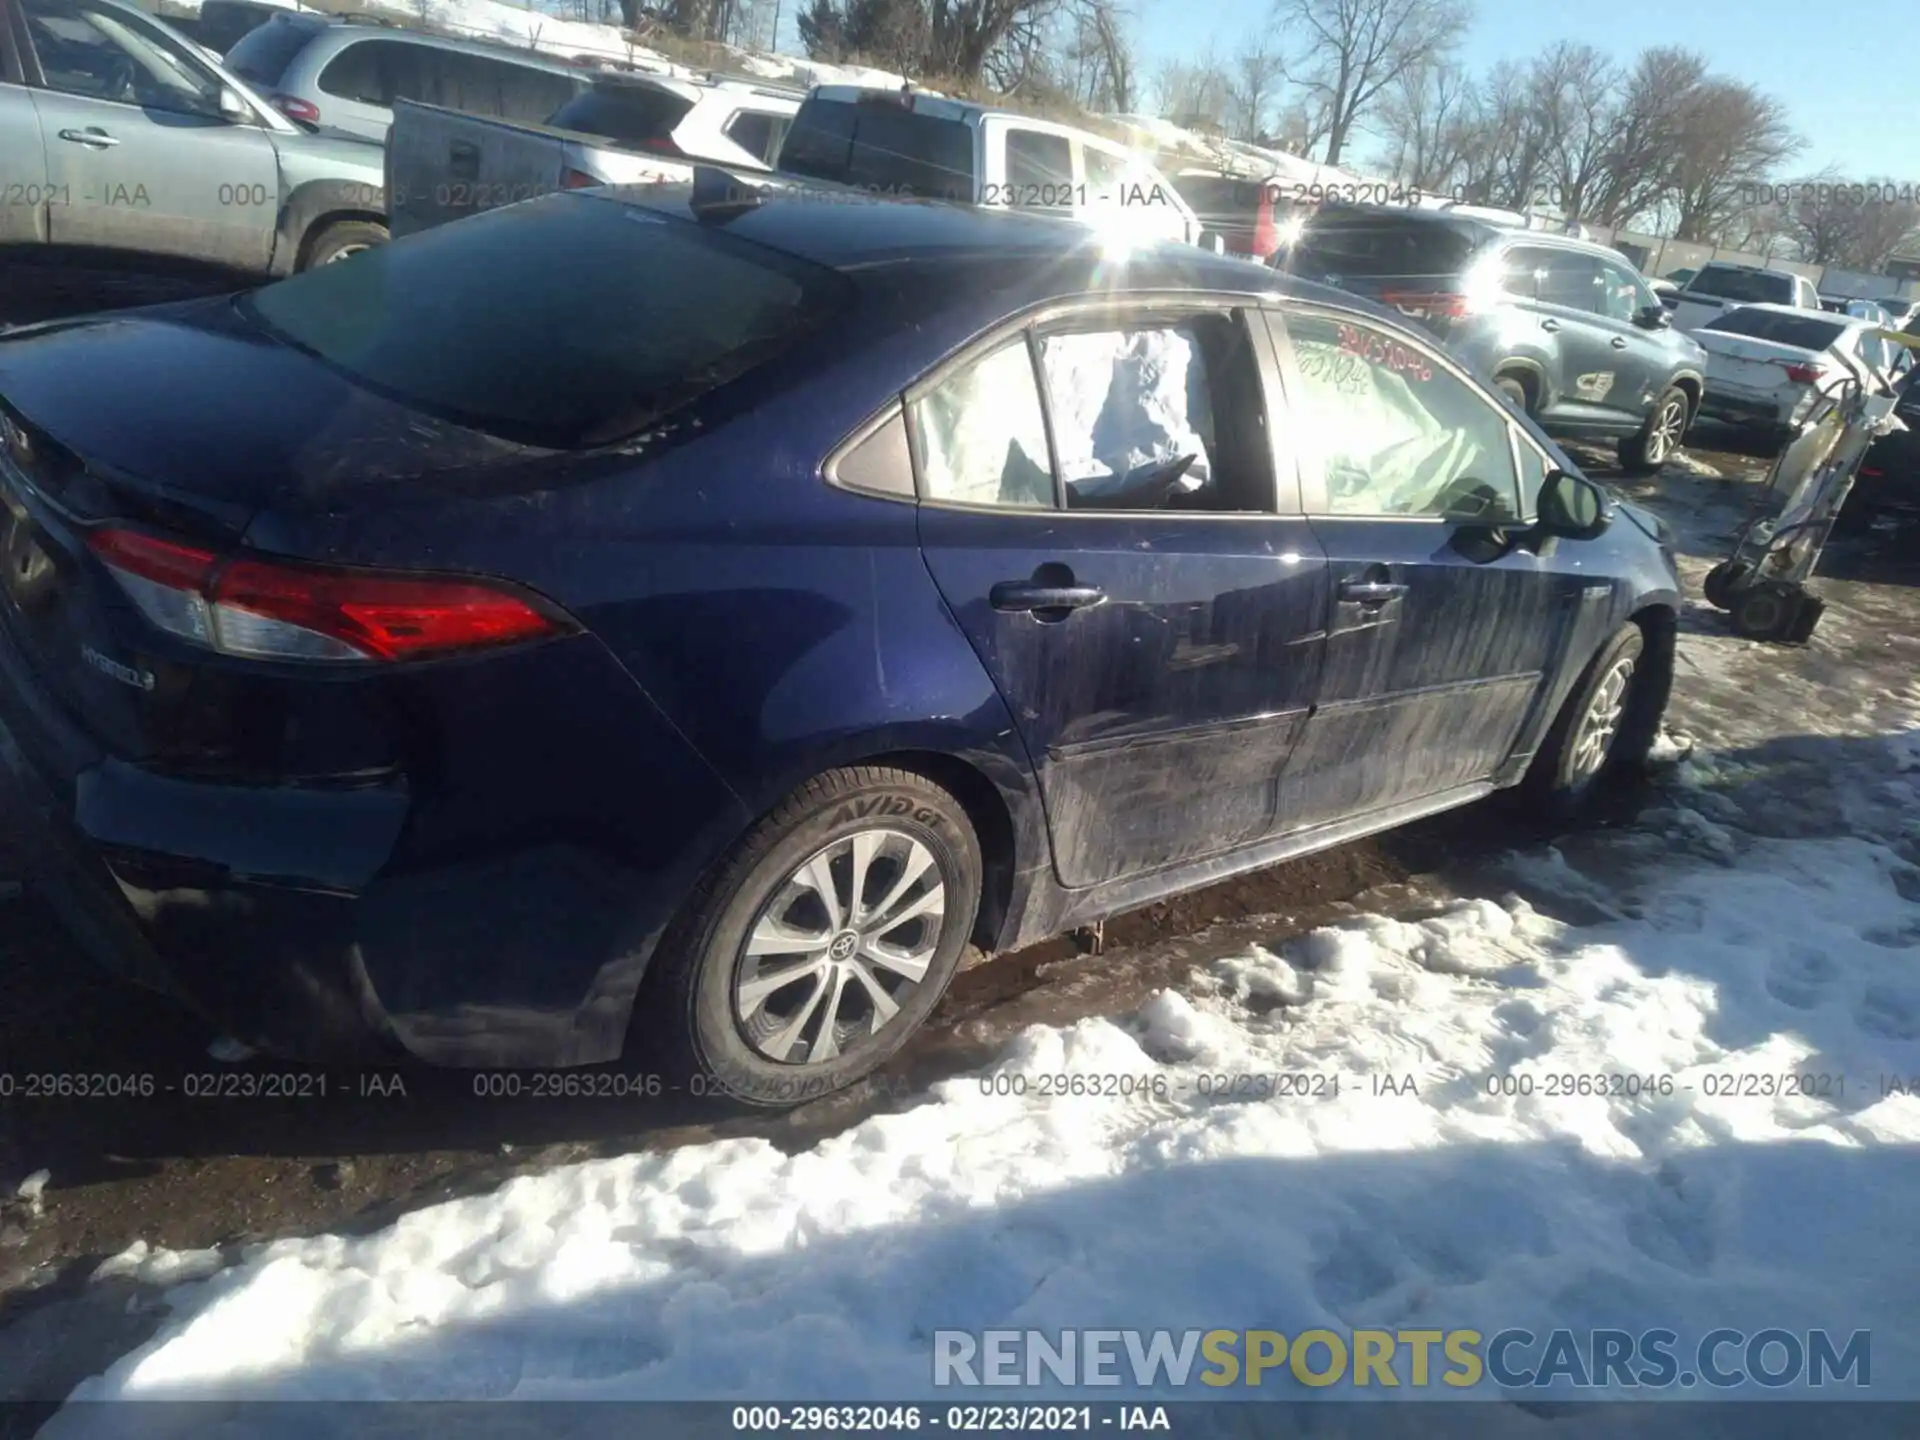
[0,620,748,1069]
[1698,384,1792,428]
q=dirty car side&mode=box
[0,193,1683,1075]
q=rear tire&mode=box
[1523,623,1661,823]
[634,766,982,1108]
[1618,386,1690,476]
[301,219,387,270]
[1494,374,1531,414]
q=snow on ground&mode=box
[39,723,1920,1428]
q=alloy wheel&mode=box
[732,828,946,1066]
[1646,397,1687,465]
[1569,657,1636,779]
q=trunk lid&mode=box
[0,301,541,763]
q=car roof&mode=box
[1302,204,1628,260]
[613,182,1345,302]
[287,17,588,74]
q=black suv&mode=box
[1285,206,1710,475]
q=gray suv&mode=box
[223,15,589,143]
[1288,206,1709,475]
[2,0,388,272]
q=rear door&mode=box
[1,6,51,245]
[1267,302,1591,826]
[912,299,1332,889]
[24,0,279,270]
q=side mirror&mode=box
[1633,304,1671,330]
[218,86,251,122]
[1535,468,1612,541]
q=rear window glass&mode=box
[1291,218,1480,278]
[1172,176,1263,216]
[223,13,323,84]
[548,84,695,152]
[1687,267,1795,304]
[778,98,974,200]
[239,195,852,449]
[1701,308,1848,350]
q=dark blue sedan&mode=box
[0,182,1683,1104]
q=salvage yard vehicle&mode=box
[1692,303,1911,447]
[1839,347,1920,533]
[0,0,388,271]
[1287,204,1707,475]
[0,181,1681,1103]
[1666,261,1822,334]
[384,70,804,237]
[222,13,593,143]
[777,85,1202,249]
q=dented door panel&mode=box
[1282,517,1586,826]
[918,508,1330,889]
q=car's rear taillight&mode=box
[271,93,322,125]
[1251,184,1278,260]
[1379,289,1473,324]
[561,167,599,189]
[87,528,570,664]
[1782,362,1828,385]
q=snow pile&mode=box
[46,774,1920,1417]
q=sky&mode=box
[1128,0,1909,177]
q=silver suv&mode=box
[1,0,388,272]
[224,15,589,143]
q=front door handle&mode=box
[1338,578,1408,605]
[989,581,1105,616]
[1540,317,1561,332]
[1611,336,1629,349]
[58,127,119,148]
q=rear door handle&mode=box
[58,128,119,148]
[989,581,1105,615]
[1540,318,1561,332]
[1338,578,1407,605]
[1611,336,1629,349]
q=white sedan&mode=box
[1691,302,1910,441]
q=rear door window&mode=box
[1004,127,1073,210]
[239,194,854,450]
[316,37,416,105]
[724,109,789,165]
[1536,251,1604,313]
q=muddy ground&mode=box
[0,255,1915,1424]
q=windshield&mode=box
[1702,308,1848,351]
[1687,267,1794,304]
[240,194,853,449]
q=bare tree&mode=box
[1154,50,1233,131]
[1272,0,1470,166]
[1667,80,1801,241]
[1061,0,1135,112]
[1375,58,1469,190]
[1581,48,1704,229]
[1528,41,1616,220]
[1227,39,1287,143]
[1781,173,1920,269]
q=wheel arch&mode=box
[273,179,386,275]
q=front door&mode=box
[1511,245,1635,432]
[913,303,1331,889]
[25,0,280,270]
[1266,304,1589,827]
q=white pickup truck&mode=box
[1667,261,1822,334]
[387,80,1202,250]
